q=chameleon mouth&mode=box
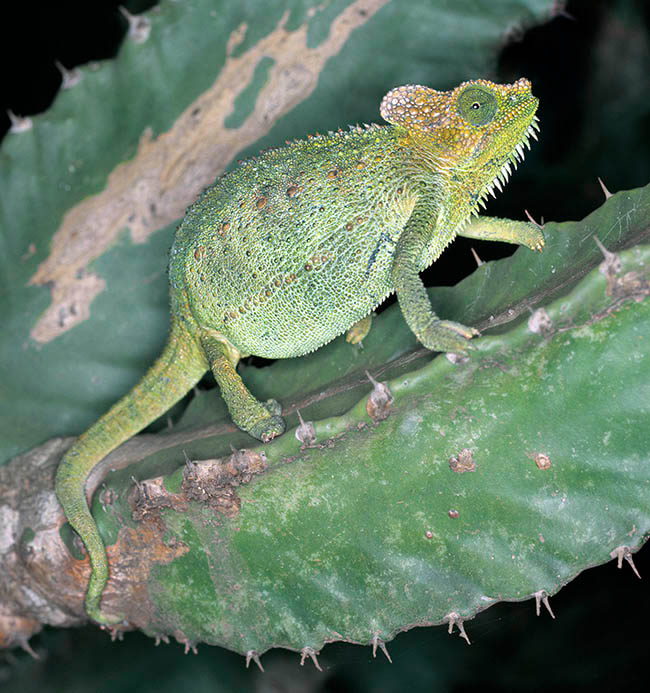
[473,115,540,213]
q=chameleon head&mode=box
[380,78,539,179]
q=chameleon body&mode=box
[55,78,543,625]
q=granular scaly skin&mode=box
[55,78,543,626]
[170,125,415,359]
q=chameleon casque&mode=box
[55,78,543,625]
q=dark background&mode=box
[1,1,648,691]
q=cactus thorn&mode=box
[295,409,317,446]
[183,450,195,471]
[594,236,623,284]
[119,6,152,43]
[593,235,614,260]
[524,209,545,229]
[593,235,620,265]
[365,370,378,387]
[597,177,613,200]
[534,590,556,619]
[527,307,553,336]
[19,637,39,659]
[552,5,576,21]
[246,650,264,672]
[371,635,392,663]
[610,546,642,579]
[55,60,82,89]
[365,371,394,422]
[470,247,484,267]
[300,647,323,671]
[445,612,471,644]
[445,351,471,364]
[7,110,32,134]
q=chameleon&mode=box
[55,77,543,625]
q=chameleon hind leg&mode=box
[200,332,285,442]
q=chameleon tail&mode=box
[54,316,208,625]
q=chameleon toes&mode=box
[513,227,544,252]
[419,319,480,353]
[249,414,286,443]
[244,399,286,442]
[527,231,545,252]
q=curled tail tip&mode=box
[85,598,125,627]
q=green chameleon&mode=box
[55,78,543,625]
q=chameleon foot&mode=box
[418,319,479,354]
[346,314,373,345]
[521,226,545,252]
[247,399,286,442]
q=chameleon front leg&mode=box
[200,333,285,442]
[391,205,479,353]
[459,216,545,251]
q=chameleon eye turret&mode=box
[456,85,497,126]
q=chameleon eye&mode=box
[457,85,497,126]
